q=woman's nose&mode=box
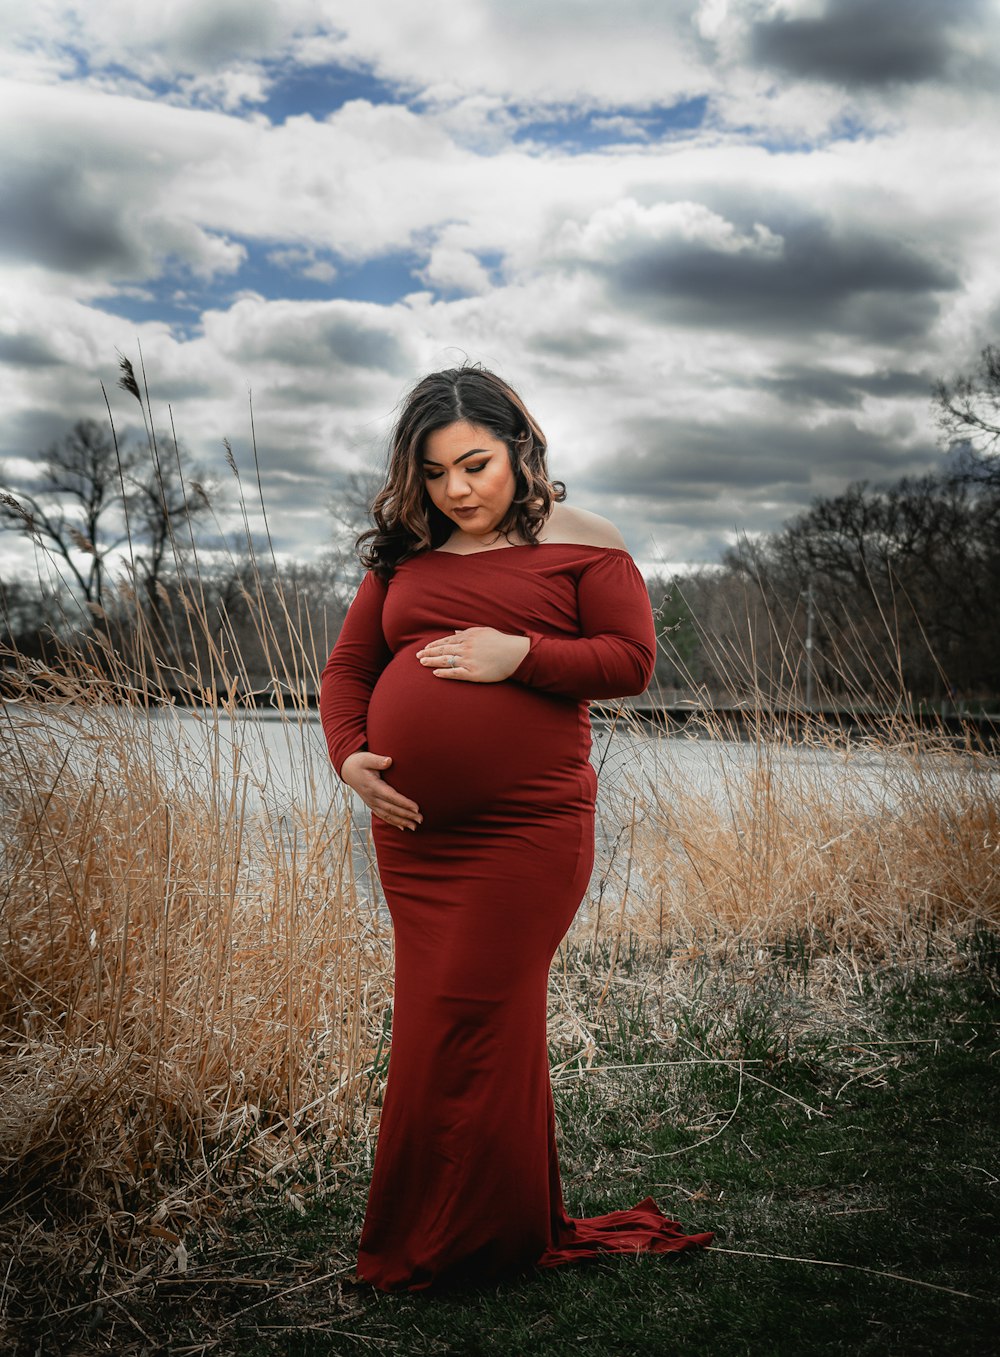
[447,474,471,499]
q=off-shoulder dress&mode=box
[320,543,713,1291]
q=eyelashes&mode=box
[424,462,487,482]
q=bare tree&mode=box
[935,343,1000,455]
[329,468,381,544]
[0,578,67,660]
[720,470,1000,699]
[128,445,215,608]
[1,413,220,630]
[326,468,381,594]
[0,419,136,610]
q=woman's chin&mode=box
[453,513,506,536]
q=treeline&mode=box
[648,344,1000,710]
[3,349,999,709]
[0,555,357,701]
[648,450,1000,709]
[0,416,359,697]
[4,449,998,710]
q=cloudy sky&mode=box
[2,0,998,580]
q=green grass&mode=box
[9,934,999,1356]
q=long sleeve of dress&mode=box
[319,571,391,778]
[511,549,656,700]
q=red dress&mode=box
[320,543,713,1291]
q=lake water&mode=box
[9,704,995,913]
[143,706,998,835]
[6,699,996,936]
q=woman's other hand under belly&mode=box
[340,750,423,832]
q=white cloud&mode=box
[267,246,338,282]
[0,0,322,82]
[418,245,494,297]
[3,0,998,130]
[560,199,784,262]
[588,115,653,142]
[174,65,272,111]
[0,1,718,115]
[337,0,711,108]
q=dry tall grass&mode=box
[610,566,1000,959]
[0,365,395,1308]
[612,718,1000,957]
[0,652,392,1284]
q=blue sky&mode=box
[259,61,401,122]
[1,0,999,579]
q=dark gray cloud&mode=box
[169,4,280,68]
[750,0,985,88]
[602,217,958,340]
[142,375,216,401]
[0,164,145,275]
[758,364,934,410]
[262,375,392,409]
[259,382,338,408]
[0,164,142,275]
[573,411,943,562]
[634,494,800,533]
[232,312,407,375]
[526,330,625,360]
[0,334,65,368]
[579,413,937,504]
[0,144,239,282]
[197,436,335,538]
[0,408,79,466]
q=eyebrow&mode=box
[421,448,493,467]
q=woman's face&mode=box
[421,420,516,539]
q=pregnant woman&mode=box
[320,366,712,1291]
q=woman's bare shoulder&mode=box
[540,502,627,549]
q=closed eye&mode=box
[423,461,489,480]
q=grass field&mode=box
[7,929,996,1355]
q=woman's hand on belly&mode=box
[340,751,423,831]
[416,627,530,683]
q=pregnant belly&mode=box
[366,641,588,828]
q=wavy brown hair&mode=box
[357,366,566,577]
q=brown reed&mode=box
[0,365,396,1319]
